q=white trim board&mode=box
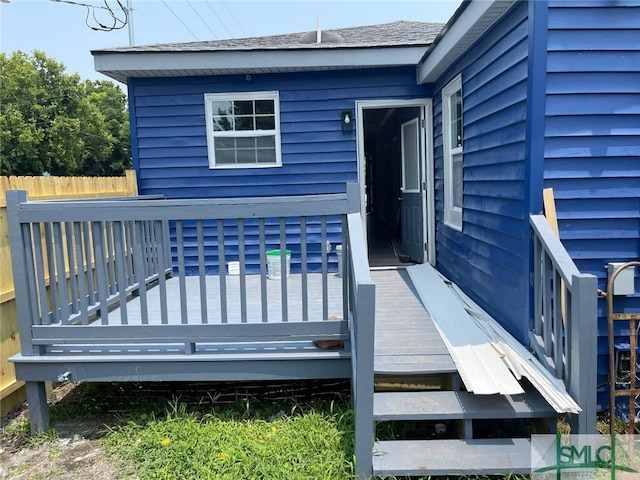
[417,0,518,84]
[94,46,428,83]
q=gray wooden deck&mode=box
[94,272,345,326]
[371,268,455,375]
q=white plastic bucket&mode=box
[266,249,291,279]
[227,261,240,275]
[336,244,343,278]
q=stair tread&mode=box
[373,438,531,475]
[374,389,556,420]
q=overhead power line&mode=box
[160,0,199,41]
[186,0,217,39]
[220,1,245,37]
[51,0,128,31]
[204,0,233,38]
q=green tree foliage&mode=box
[0,50,131,176]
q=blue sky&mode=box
[1,0,461,84]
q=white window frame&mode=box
[204,91,282,169]
[442,75,463,231]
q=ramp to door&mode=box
[370,266,559,478]
[372,268,455,375]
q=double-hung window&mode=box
[442,75,463,231]
[204,91,282,168]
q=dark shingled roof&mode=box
[97,21,446,53]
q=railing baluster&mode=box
[342,214,349,323]
[113,221,128,324]
[238,219,247,323]
[82,222,97,305]
[91,221,109,325]
[300,217,308,322]
[217,219,227,324]
[143,221,151,278]
[32,224,49,325]
[155,220,169,325]
[533,236,542,335]
[197,220,208,324]
[163,219,172,276]
[124,221,134,285]
[73,222,89,325]
[134,221,149,324]
[543,253,552,357]
[321,215,328,321]
[564,288,572,382]
[22,224,39,326]
[176,221,188,324]
[259,218,268,322]
[52,222,70,325]
[64,222,78,314]
[105,222,116,296]
[279,217,288,322]
[553,269,563,379]
[44,223,59,323]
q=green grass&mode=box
[103,397,355,480]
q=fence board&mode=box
[0,172,137,407]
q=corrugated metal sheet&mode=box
[431,2,530,343]
[131,67,430,273]
[544,0,640,410]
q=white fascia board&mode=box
[93,46,428,79]
[417,0,517,84]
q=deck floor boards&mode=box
[97,273,345,326]
[44,268,454,376]
[371,269,455,375]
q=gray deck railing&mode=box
[7,184,376,476]
[6,186,366,352]
[530,214,598,434]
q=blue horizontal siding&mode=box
[546,72,640,94]
[432,1,530,342]
[130,66,429,273]
[547,51,640,73]
[544,0,640,412]
[132,67,428,201]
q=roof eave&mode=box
[94,46,429,83]
[417,0,518,84]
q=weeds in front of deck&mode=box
[103,394,355,480]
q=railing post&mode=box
[568,273,598,434]
[6,191,35,356]
[7,191,51,432]
[354,281,375,480]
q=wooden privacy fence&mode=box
[1,172,137,412]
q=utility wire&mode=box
[51,0,128,31]
[186,0,217,39]
[204,0,233,38]
[221,0,246,36]
[160,0,199,40]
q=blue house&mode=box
[7,0,638,477]
[94,0,639,394]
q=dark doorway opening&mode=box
[362,107,421,267]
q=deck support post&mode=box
[353,281,375,480]
[26,381,50,432]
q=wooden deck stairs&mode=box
[370,268,558,477]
